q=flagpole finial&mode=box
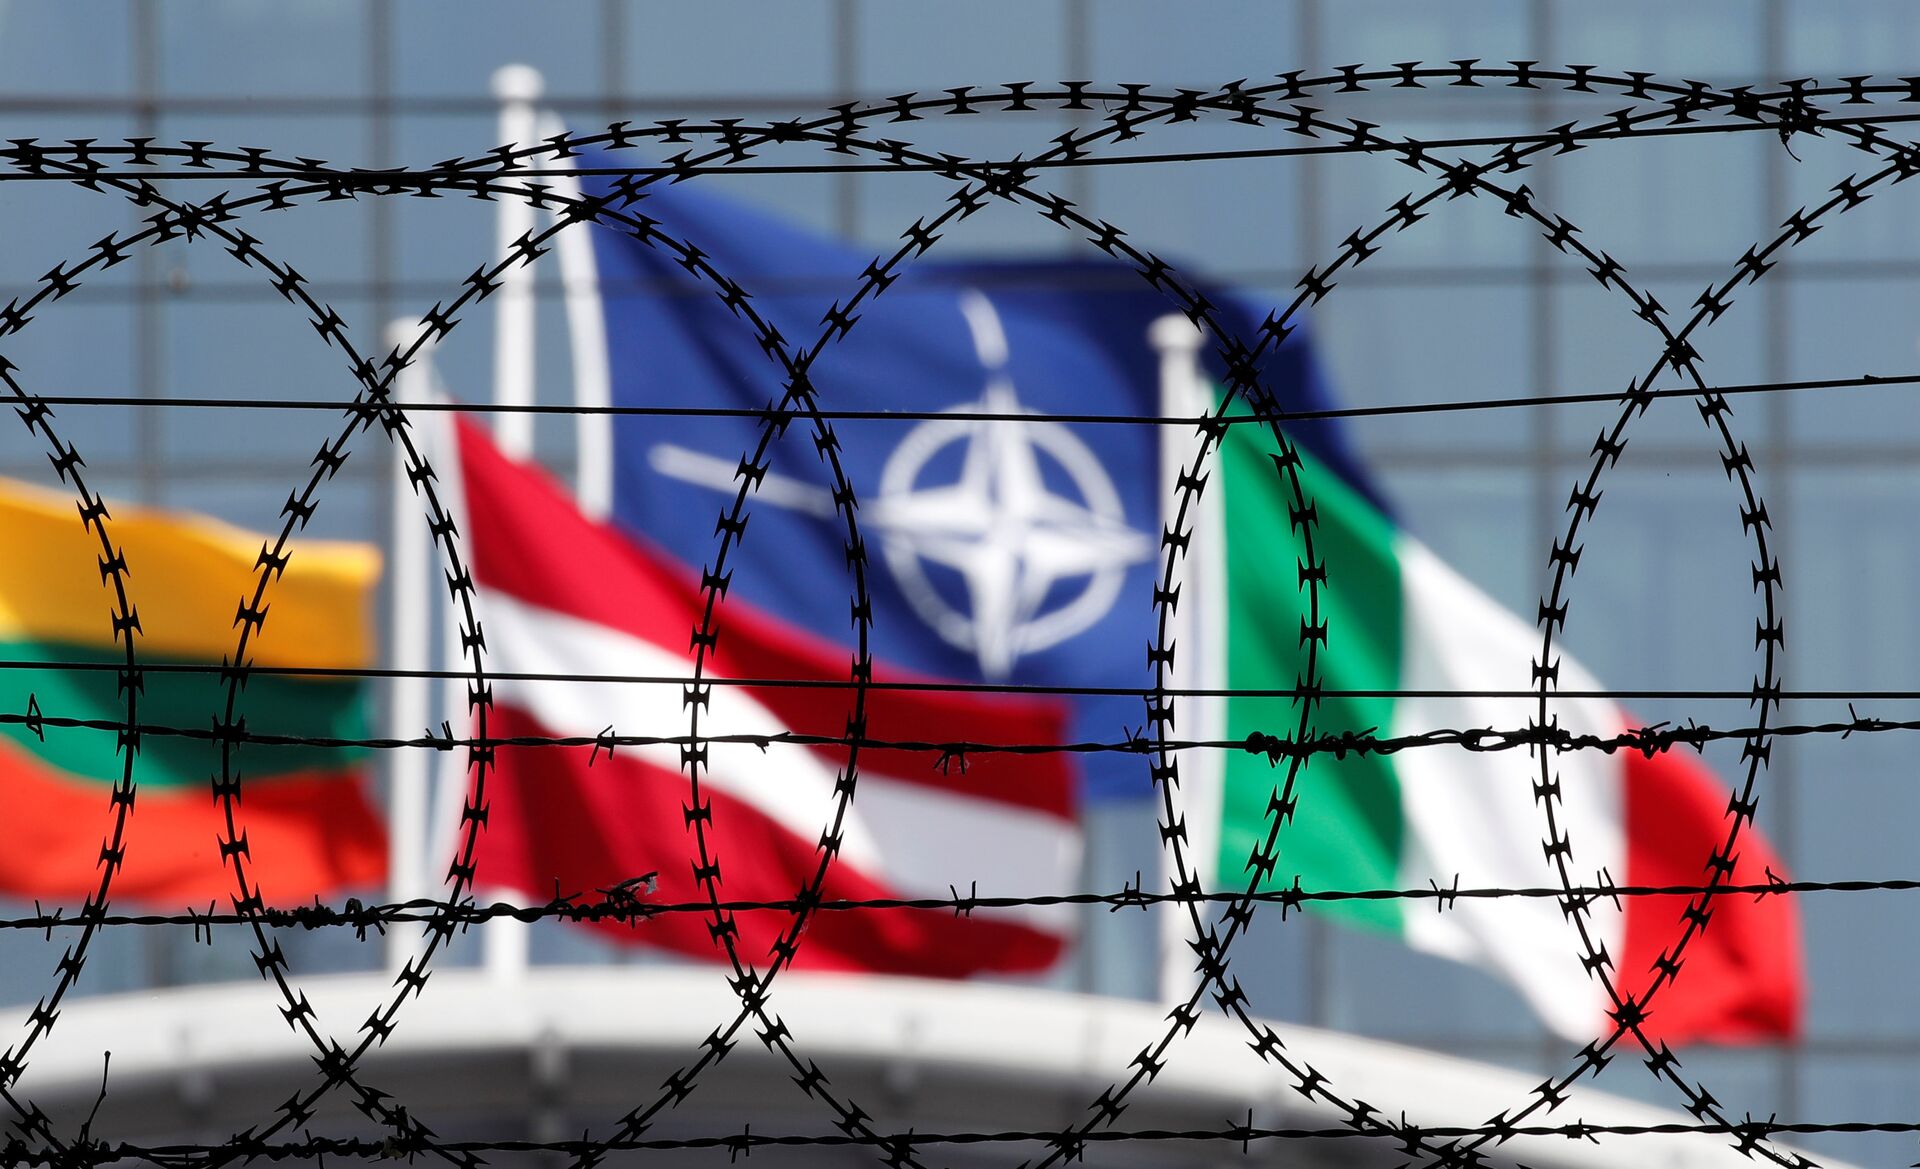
[1147,312,1207,356]
[383,316,438,363]
[383,317,416,351]
[490,63,545,104]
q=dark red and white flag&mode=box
[452,416,1081,975]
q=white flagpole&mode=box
[1148,314,1221,1005]
[422,387,478,948]
[384,318,435,974]
[481,62,544,979]
[490,64,543,461]
[537,109,615,520]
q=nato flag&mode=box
[580,156,1372,800]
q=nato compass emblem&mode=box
[648,291,1152,679]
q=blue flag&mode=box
[582,159,1368,800]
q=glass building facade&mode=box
[0,3,1912,1164]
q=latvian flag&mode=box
[453,416,1081,975]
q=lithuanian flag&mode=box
[0,475,385,903]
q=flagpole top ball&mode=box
[1147,313,1207,354]
[490,63,545,104]
[383,317,427,352]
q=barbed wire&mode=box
[0,1113,1912,1169]
[14,362,1920,423]
[0,1116,1918,1169]
[11,650,1919,700]
[1,872,1913,938]
[0,66,1797,1167]
[5,698,1920,760]
[0,60,1916,1169]
[17,650,1920,704]
[1,104,1919,182]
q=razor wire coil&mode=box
[0,63,1913,1169]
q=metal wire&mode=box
[0,62,1914,1169]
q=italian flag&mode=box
[1182,389,1802,1045]
[450,417,1081,975]
[0,477,384,902]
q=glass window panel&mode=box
[1313,115,1541,272]
[857,2,1065,96]
[393,111,522,287]
[394,0,605,100]
[1089,2,1300,86]
[1789,730,1920,1041]
[157,296,387,480]
[0,0,134,97]
[1784,0,1920,78]
[1079,123,1307,279]
[1549,272,1771,457]
[850,119,1079,254]
[1383,466,1536,614]
[159,1,368,97]
[1780,468,1920,1041]
[1560,467,1761,692]
[1589,1046,1786,1122]
[1325,919,1548,1043]
[0,301,140,470]
[169,471,380,547]
[1554,3,1766,78]
[1320,0,1532,65]
[1799,1054,1920,1166]
[152,113,373,287]
[1543,130,1770,269]
[1778,130,1920,265]
[1209,913,1316,1034]
[0,895,150,1006]
[625,0,834,100]
[0,145,145,480]
[1081,798,1188,1001]
[1784,274,1920,454]
[1788,467,1920,691]
[1311,281,1534,451]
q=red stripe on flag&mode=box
[454,416,1075,821]
[0,735,384,903]
[476,703,1066,973]
[1616,746,1802,1044]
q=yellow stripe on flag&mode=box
[0,475,378,669]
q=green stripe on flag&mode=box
[1218,398,1406,931]
[0,641,368,789]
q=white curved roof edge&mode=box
[0,967,1843,1169]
